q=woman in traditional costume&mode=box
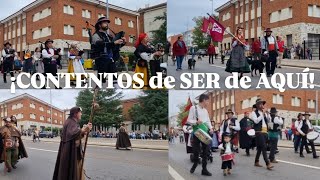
[67,44,86,84]
[116,123,132,150]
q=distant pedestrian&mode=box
[276,36,284,68]
[172,35,187,71]
[207,43,215,64]
[307,48,313,60]
[116,123,132,150]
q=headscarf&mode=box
[135,33,147,48]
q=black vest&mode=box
[90,31,113,59]
[220,142,234,155]
[269,116,279,132]
[223,118,236,134]
[253,110,269,131]
[300,120,309,134]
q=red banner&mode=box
[202,16,226,42]
[181,97,192,126]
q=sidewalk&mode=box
[22,136,168,150]
[278,139,320,151]
[281,59,320,69]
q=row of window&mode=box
[241,95,317,110]
[3,19,26,41]
[308,5,320,18]
[12,103,62,117]
[63,5,135,28]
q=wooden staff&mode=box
[3,132,7,174]
[80,88,99,180]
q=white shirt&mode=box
[42,48,56,60]
[297,120,313,135]
[187,105,212,130]
[294,120,302,128]
[218,142,232,154]
[270,116,283,125]
[182,125,192,134]
[250,110,270,128]
[219,118,240,136]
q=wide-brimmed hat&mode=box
[69,107,82,116]
[256,98,266,105]
[303,112,311,116]
[3,117,11,122]
[223,132,232,137]
[252,104,257,109]
[3,42,12,46]
[270,107,277,114]
[264,28,273,32]
[95,17,111,29]
[45,39,54,45]
[225,109,234,115]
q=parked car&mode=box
[39,131,54,138]
[196,49,207,56]
[313,126,320,145]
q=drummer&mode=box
[239,111,255,156]
[297,112,319,159]
[293,113,311,154]
[182,122,193,154]
[219,109,240,152]
[187,94,213,176]
[218,132,235,176]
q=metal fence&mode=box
[303,39,320,60]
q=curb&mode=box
[23,139,168,151]
[278,144,320,151]
[282,64,320,70]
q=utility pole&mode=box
[106,0,109,18]
[316,90,319,126]
[50,89,53,134]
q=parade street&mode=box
[1,140,170,180]
[168,56,320,90]
[169,139,320,180]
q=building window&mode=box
[128,20,134,28]
[47,118,51,122]
[30,114,36,119]
[30,103,36,109]
[12,105,17,110]
[246,3,249,12]
[252,0,254,9]
[64,25,74,35]
[257,17,261,27]
[308,100,316,109]
[308,5,320,18]
[54,112,57,116]
[54,120,58,123]
[17,103,23,109]
[47,110,51,114]
[32,27,52,39]
[82,9,91,19]
[251,20,254,29]
[258,0,261,7]
[245,21,248,29]
[115,17,122,25]
[240,6,243,14]
[33,8,51,22]
[291,97,301,107]
[272,94,283,104]
[39,107,44,111]
[129,36,134,43]
[60,121,62,124]
[98,14,106,18]
[40,116,45,121]
[82,28,89,37]
[270,7,293,23]
[63,5,74,15]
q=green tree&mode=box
[192,15,219,49]
[129,90,168,126]
[176,103,188,127]
[76,89,124,129]
[151,12,167,45]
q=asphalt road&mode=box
[168,56,320,90]
[169,140,320,180]
[1,140,170,180]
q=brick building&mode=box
[202,90,320,128]
[0,93,66,131]
[138,2,167,41]
[0,0,140,59]
[215,0,320,53]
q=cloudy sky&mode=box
[0,0,167,20]
[167,0,226,36]
[0,89,143,110]
[169,90,205,116]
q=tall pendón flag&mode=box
[202,16,226,42]
[181,97,192,126]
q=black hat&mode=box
[3,42,12,46]
[270,107,277,114]
[252,104,257,109]
[264,28,273,32]
[225,109,234,115]
[3,117,11,122]
[223,132,232,137]
[303,112,311,116]
[95,17,111,30]
[45,39,54,45]
[69,107,82,116]
[256,98,266,105]
[297,113,303,118]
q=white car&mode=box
[313,126,320,145]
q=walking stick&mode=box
[3,132,7,174]
[80,88,99,180]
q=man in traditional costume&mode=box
[1,42,16,83]
[53,107,92,180]
[239,111,255,156]
[0,117,28,172]
[261,28,279,77]
[219,109,240,152]
[116,123,132,150]
[268,107,283,163]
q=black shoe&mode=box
[313,156,319,159]
[307,151,312,154]
[300,154,305,158]
[201,169,212,176]
[190,164,197,174]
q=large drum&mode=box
[247,129,255,137]
[221,153,235,161]
[307,131,319,141]
[193,123,212,145]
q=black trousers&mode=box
[43,58,57,76]
[221,160,232,170]
[269,137,278,161]
[3,59,14,82]
[95,57,117,84]
[192,135,209,170]
[255,133,269,165]
[209,55,214,64]
[265,51,277,75]
[300,136,317,157]
[149,60,161,77]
